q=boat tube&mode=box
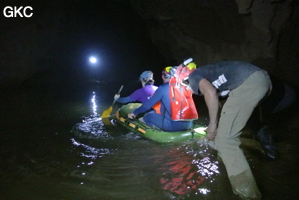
[115,103,206,143]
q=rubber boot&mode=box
[229,169,262,200]
[256,126,280,160]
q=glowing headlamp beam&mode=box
[89,56,97,64]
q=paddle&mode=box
[101,85,124,118]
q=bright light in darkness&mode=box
[89,56,97,64]
[91,91,97,116]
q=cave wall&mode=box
[1,0,298,91]
[131,0,299,85]
[0,1,68,90]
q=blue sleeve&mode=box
[116,96,134,104]
[133,86,164,115]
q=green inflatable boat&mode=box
[115,103,207,143]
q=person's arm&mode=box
[128,86,164,119]
[115,96,134,104]
[114,88,141,104]
[199,78,219,140]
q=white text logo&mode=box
[212,74,227,89]
[3,6,33,18]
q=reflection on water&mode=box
[70,138,114,159]
[71,91,114,139]
[66,90,227,199]
[1,82,298,200]
[91,91,98,116]
[157,144,219,197]
[71,116,112,139]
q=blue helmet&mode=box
[139,71,153,81]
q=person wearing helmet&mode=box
[127,66,194,132]
[161,66,173,82]
[186,60,271,199]
[150,66,173,114]
[114,71,158,104]
[186,62,197,70]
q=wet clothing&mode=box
[133,83,193,132]
[116,85,158,104]
[189,61,271,199]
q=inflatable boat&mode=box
[115,103,206,143]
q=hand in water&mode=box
[206,123,218,140]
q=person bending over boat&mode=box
[127,66,195,132]
[185,60,271,199]
[114,71,158,104]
